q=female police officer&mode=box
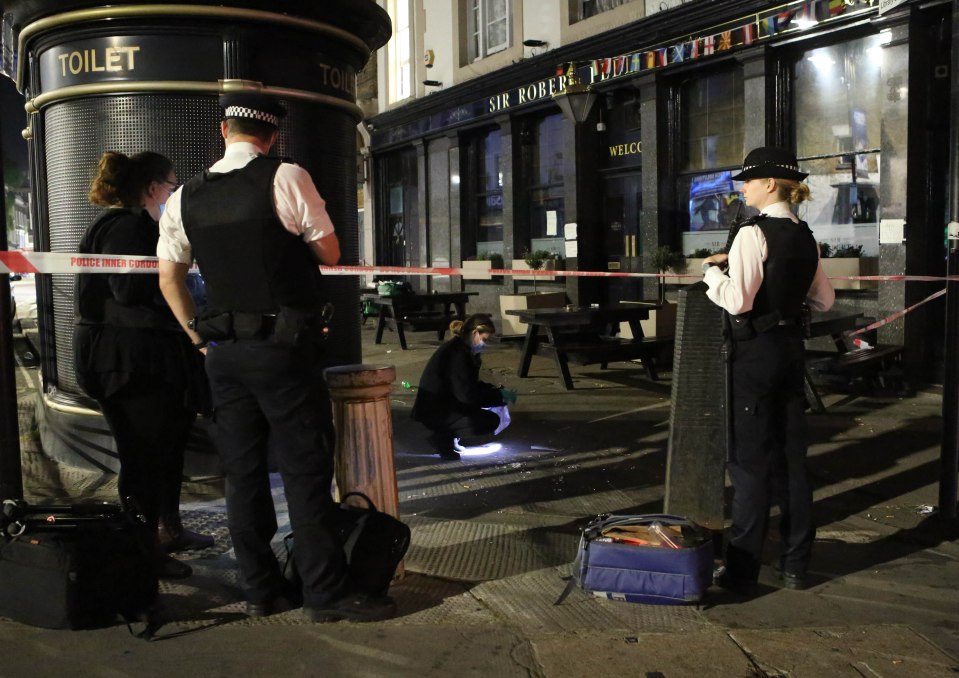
[701,147,834,593]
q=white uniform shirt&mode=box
[157,142,336,264]
[703,200,835,315]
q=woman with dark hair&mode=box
[411,313,511,461]
[75,151,212,579]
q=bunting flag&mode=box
[797,1,816,23]
[563,0,871,82]
[823,0,846,18]
[761,10,794,37]
[670,42,687,63]
[613,54,628,75]
[703,34,715,55]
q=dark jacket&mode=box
[411,337,504,429]
[74,208,206,407]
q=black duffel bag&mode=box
[285,491,411,597]
[0,500,159,635]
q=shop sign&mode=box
[609,141,641,157]
[38,35,221,92]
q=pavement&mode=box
[4,318,959,678]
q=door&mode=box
[603,172,643,303]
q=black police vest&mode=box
[749,216,819,326]
[180,156,322,314]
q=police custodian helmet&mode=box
[219,92,287,128]
[731,146,808,182]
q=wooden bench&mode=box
[538,335,675,390]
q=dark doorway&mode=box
[603,172,643,303]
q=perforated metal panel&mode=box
[43,95,223,394]
[42,94,361,396]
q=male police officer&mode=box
[157,92,394,622]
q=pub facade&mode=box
[366,0,956,382]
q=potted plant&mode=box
[462,252,505,280]
[651,246,683,303]
[500,249,567,336]
[819,242,877,290]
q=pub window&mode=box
[676,66,745,255]
[467,0,511,62]
[388,0,412,102]
[465,127,505,261]
[523,113,565,258]
[793,32,893,257]
[569,0,635,23]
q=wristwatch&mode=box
[701,261,717,275]
[187,316,198,331]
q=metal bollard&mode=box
[323,364,400,519]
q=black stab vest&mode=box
[748,216,819,327]
[180,156,322,314]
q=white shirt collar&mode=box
[762,201,797,221]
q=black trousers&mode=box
[726,331,814,580]
[204,339,346,607]
[98,380,196,536]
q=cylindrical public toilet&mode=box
[0,0,389,473]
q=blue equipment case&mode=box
[572,513,713,605]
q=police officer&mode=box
[701,147,835,593]
[157,92,394,622]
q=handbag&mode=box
[0,500,160,636]
[284,491,411,597]
[557,513,714,606]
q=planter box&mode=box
[822,257,878,290]
[462,260,493,280]
[499,292,568,336]
[511,258,564,281]
[618,301,678,339]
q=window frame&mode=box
[467,0,511,62]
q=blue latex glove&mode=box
[500,387,518,405]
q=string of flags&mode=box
[557,0,876,82]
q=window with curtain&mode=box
[467,0,510,62]
[569,0,635,23]
[675,66,745,254]
[388,0,411,102]
[793,32,894,256]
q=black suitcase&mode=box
[0,500,159,632]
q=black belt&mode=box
[232,312,277,340]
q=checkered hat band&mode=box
[225,105,280,126]
[742,162,800,172]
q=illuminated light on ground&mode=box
[453,439,503,456]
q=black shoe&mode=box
[713,567,757,595]
[780,571,808,591]
[154,554,193,580]
[304,593,397,623]
[427,431,459,460]
[245,595,298,618]
[159,527,215,553]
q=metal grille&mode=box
[42,94,362,394]
[43,95,223,394]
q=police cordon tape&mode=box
[3,250,959,283]
[2,249,953,337]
